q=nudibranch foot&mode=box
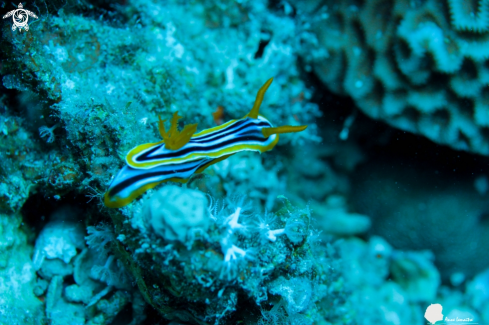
[103,159,212,208]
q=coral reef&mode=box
[26,210,146,325]
[1,0,489,324]
[208,152,287,210]
[0,0,331,322]
[293,0,489,155]
[0,103,51,212]
[338,236,426,324]
[1,0,322,211]
[111,186,347,324]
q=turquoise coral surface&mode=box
[1,0,489,324]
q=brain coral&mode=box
[294,0,489,155]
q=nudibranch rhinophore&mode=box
[104,78,308,208]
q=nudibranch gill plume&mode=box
[104,78,308,208]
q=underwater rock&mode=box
[115,193,346,324]
[390,250,440,302]
[29,217,145,324]
[352,161,489,281]
[1,0,322,209]
[210,152,287,210]
[315,195,371,236]
[467,268,489,312]
[338,236,426,324]
[32,220,85,270]
[0,214,44,325]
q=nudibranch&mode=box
[104,78,308,208]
